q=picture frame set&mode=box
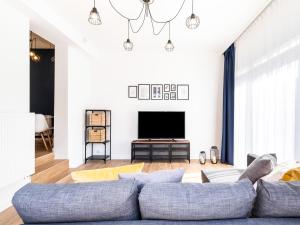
[128,84,189,100]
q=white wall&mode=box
[53,43,69,159]
[68,46,92,167]
[0,0,29,113]
[0,0,34,211]
[91,50,223,159]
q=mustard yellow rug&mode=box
[71,163,144,182]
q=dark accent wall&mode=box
[30,49,55,115]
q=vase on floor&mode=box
[199,151,206,164]
[210,146,219,164]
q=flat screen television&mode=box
[138,111,185,139]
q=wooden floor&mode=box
[0,159,231,225]
[35,139,51,158]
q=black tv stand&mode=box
[131,139,190,163]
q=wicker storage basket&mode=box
[89,112,105,126]
[88,129,105,142]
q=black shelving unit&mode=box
[85,109,111,163]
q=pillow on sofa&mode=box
[139,179,256,221]
[119,168,184,190]
[263,161,300,182]
[281,167,300,182]
[12,180,139,224]
[239,154,277,184]
[253,179,300,218]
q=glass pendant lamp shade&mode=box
[124,20,133,51]
[165,39,174,52]
[140,0,154,4]
[165,22,174,52]
[186,13,200,29]
[29,50,35,57]
[123,38,133,51]
[32,54,40,63]
[88,7,101,25]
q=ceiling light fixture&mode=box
[88,0,200,51]
[88,0,101,25]
[165,22,174,52]
[123,20,133,51]
[186,0,200,29]
[30,32,40,63]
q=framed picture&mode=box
[171,84,176,91]
[164,84,170,92]
[138,84,150,100]
[177,84,189,100]
[151,84,163,100]
[164,93,170,100]
[128,86,137,98]
[170,92,176,100]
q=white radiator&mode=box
[0,113,35,189]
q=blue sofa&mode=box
[12,179,300,225]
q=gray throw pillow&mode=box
[119,168,184,190]
[12,180,139,224]
[253,179,300,218]
[139,179,256,221]
[239,154,277,184]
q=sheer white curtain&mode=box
[234,0,300,167]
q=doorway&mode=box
[29,31,55,158]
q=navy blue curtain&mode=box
[221,44,235,165]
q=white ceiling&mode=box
[22,0,272,54]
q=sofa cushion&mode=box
[139,179,256,221]
[12,180,139,224]
[119,168,184,190]
[239,154,277,184]
[22,218,300,225]
[281,167,300,181]
[253,179,300,218]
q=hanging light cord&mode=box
[192,0,194,14]
[108,0,145,21]
[129,10,146,33]
[108,0,186,36]
[148,0,186,24]
[127,20,130,38]
[168,22,171,40]
[93,0,95,8]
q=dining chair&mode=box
[35,114,52,151]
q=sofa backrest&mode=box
[12,179,300,224]
[13,180,140,224]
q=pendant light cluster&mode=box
[30,32,41,63]
[88,0,200,52]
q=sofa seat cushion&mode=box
[201,169,244,183]
[119,169,184,190]
[24,218,300,225]
[13,180,139,224]
[71,163,144,182]
[139,179,256,221]
[253,179,300,218]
